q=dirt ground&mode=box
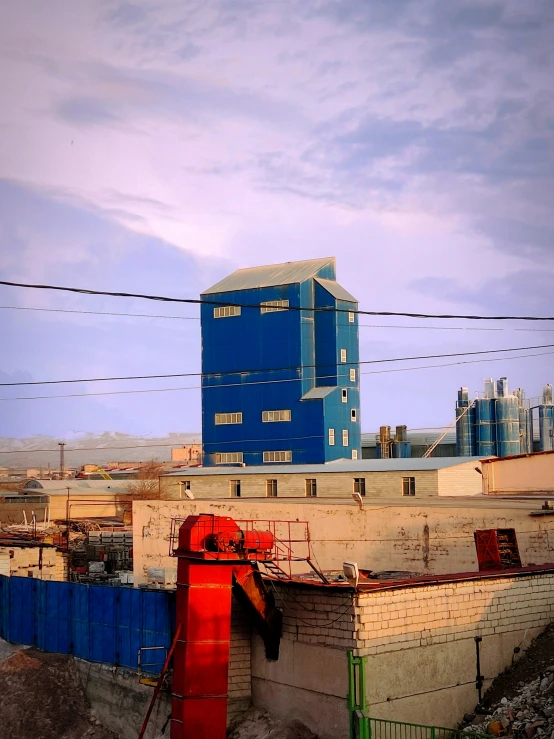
[0,648,118,739]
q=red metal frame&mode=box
[169,515,326,582]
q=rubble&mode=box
[228,708,318,739]
[461,625,554,738]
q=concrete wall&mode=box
[252,571,554,737]
[133,498,554,585]
[0,500,48,525]
[162,469,443,500]
[438,463,483,496]
[482,453,554,495]
[252,585,354,739]
[354,572,554,726]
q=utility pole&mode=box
[58,442,65,479]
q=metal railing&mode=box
[365,717,489,739]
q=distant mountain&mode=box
[0,432,201,468]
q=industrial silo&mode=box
[475,397,496,456]
[514,388,532,455]
[455,387,476,456]
[538,384,554,452]
[392,425,411,458]
[376,426,392,459]
[495,394,520,457]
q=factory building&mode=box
[200,257,361,466]
[456,378,553,458]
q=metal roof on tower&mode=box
[314,278,357,303]
[202,257,336,294]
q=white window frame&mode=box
[260,300,289,314]
[328,428,335,446]
[353,477,365,495]
[352,449,358,460]
[350,369,356,382]
[215,452,243,464]
[348,312,355,323]
[351,409,357,422]
[342,429,349,447]
[402,477,416,496]
[266,479,278,497]
[213,305,241,318]
[340,349,347,363]
[262,410,291,423]
[263,450,292,463]
[230,479,241,497]
[305,479,317,497]
[215,412,243,425]
[342,389,348,403]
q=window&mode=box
[215,412,243,425]
[350,369,356,382]
[261,300,289,314]
[262,410,291,422]
[352,449,358,460]
[230,480,241,497]
[353,478,365,496]
[328,428,335,446]
[402,477,416,496]
[342,389,348,403]
[348,312,355,323]
[213,305,241,318]
[340,349,347,363]
[266,479,278,497]
[342,429,349,447]
[351,409,357,422]
[215,452,243,464]
[263,451,292,463]
[305,479,317,497]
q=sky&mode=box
[0,0,553,440]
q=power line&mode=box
[2,342,553,387]
[1,349,551,401]
[3,305,554,332]
[0,306,198,320]
[2,279,553,321]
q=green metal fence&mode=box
[367,717,489,739]
[347,651,489,739]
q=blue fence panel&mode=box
[0,575,174,670]
[0,576,8,640]
[89,585,118,664]
[71,582,91,661]
[36,580,72,654]
[9,577,35,645]
[117,586,143,669]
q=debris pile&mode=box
[228,708,318,739]
[462,625,554,738]
[0,647,118,739]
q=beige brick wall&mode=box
[228,596,253,723]
[163,470,440,500]
[437,462,483,496]
[354,574,554,656]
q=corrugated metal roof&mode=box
[301,387,336,400]
[202,257,335,294]
[314,278,357,304]
[163,457,483,477]
[21,480,129,493]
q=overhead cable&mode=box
[3,305,554,332]
[1,349,552,401]
[2,342,553,387]
[1,280,553,321]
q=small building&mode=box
[161,457,484,500]
[17,479,134,520]
[171,444,202,463]
[481,450,554,495]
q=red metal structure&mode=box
[167,513,322,739]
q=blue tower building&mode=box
[200,257,360,466]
